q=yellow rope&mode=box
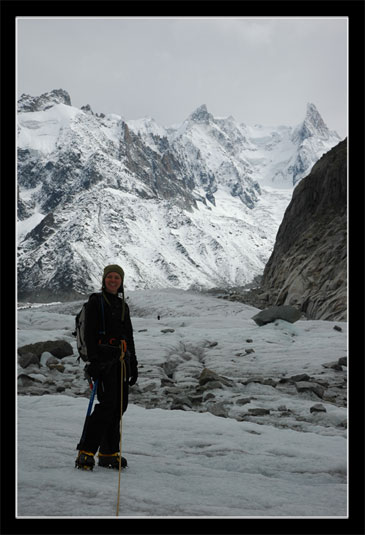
[116,344,126,517]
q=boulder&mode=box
[18,340,73,359]
[243,376,277,387]
[198,368,233,387]
[248,408,270,416]
[322,361,343,371]
[170,394,193,410]
[235,397,251,406]
[199,368,220,385]
[18,352,39,369]
[310,403,327,413]
[188,394,204,404]
[207,402,229,418]
[44,355,59,367]
[252,305,302,326]
[17,374,36,387]
[288,373,311,382]
[295,381,325,398]
[46,360,66,373]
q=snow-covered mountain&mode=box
[17,90,342,300]
[129,101,341,189]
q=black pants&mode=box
[77,358,129,454]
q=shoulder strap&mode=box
[99,293,106,335]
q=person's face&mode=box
[104,272,122,294]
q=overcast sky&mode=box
[17,17,348,137]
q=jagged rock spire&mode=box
[17,89,72,113]
[189,104,213,123]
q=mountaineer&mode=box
[75,264,138,470]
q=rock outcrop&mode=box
[18,340,74,360]
[17,89,72,112]
[252,305,302,326]
[259,139,347,320]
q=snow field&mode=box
[17,289,347,517]
[17,396,346,518]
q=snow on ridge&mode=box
[18,104,82,155]
[127,116,168,138]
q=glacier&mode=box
[16,289,347,517]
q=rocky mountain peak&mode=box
[17,89,72,113]
[189,104,213,124]
[304,102,331,137]
[80,103,94,115]
[291,102,335,143]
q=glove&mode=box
[129,361,138,386]
[86,358,103,380]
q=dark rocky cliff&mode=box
[258,139,347,320]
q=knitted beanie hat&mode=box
[103,264,124,282]
[102,264,126,320]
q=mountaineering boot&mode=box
[98,452,127,469]
[75,450,95,470]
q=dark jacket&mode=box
[84,291,138,373]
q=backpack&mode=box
[73,293,106,362]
